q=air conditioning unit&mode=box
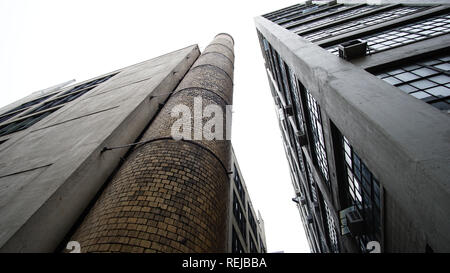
[345,209,364,236]
[295,131,308,146]
[284,105,294,116]
[307,215,314,224]
[338,39,367,60]
[300,196,307,206]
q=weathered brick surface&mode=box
[70,140,229,253]
[143,88,231,166]
[68,34,234,253]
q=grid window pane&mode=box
[374,52,450,110]
[303,6,426,42]
[0,93,55,124]
[327,13,450,55]
[306,89,330,184]
[0,73,117,137]
[280,4,350,28]
[341,134,381,251]
[291,5,379,34]
[233,192,247,242]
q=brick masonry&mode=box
[68,34,235,253]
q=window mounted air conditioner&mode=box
[300,196,307,206]
[338,39,367,60]
[328,1,337,6]
[284,105,294,117]
[295,131,308,146]
[345,208,364,236]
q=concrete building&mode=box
[229,147,267,253]
[255,0,450,252]
[0,34,266,253]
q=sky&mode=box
[0,0,310,252]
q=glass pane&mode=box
[411,67,437,77]
[429,74,450,84]
[410,91,431,99]
[383,76,402,85]
[433,63,450,71]
[395,72,420,82]
[397,84,418,93]
[426,86,450,97]
[410,79,437,89]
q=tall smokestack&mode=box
[69,33,234,253]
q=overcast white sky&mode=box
[0,0,310,252]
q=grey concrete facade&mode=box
[0,45,200,252]
[256,0,450,252]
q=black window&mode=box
[248,206,257,237]
[305,89,330,185]
[0,93,55,124]
[342,135,381,251]
[26,73,118,116]
[232,228,245,254]
[0,109,57,137]
[233,191,246,242]
[233,165,246,205]
[0,73,117,137]
[249,236,258,253]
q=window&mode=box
[305,89,330,184]
[233,191,247,242]
[324,202,339,253]
[306,161,318,204]
[342,135,381,251]
[0,93,55,124]
[289,67,306,135]
[303,6,425,42]
[374,53,450,110]
[233,165,246,205]
[249,236,258,253]
[26,73,117,116]
[265,3,320,23]
[0,109,57,137]
[248,206,257,237]
[232,228,245,253]
[327,13,450,55]
[0,73,117,137]
[290,5,380,33]
[280,4,350,29]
